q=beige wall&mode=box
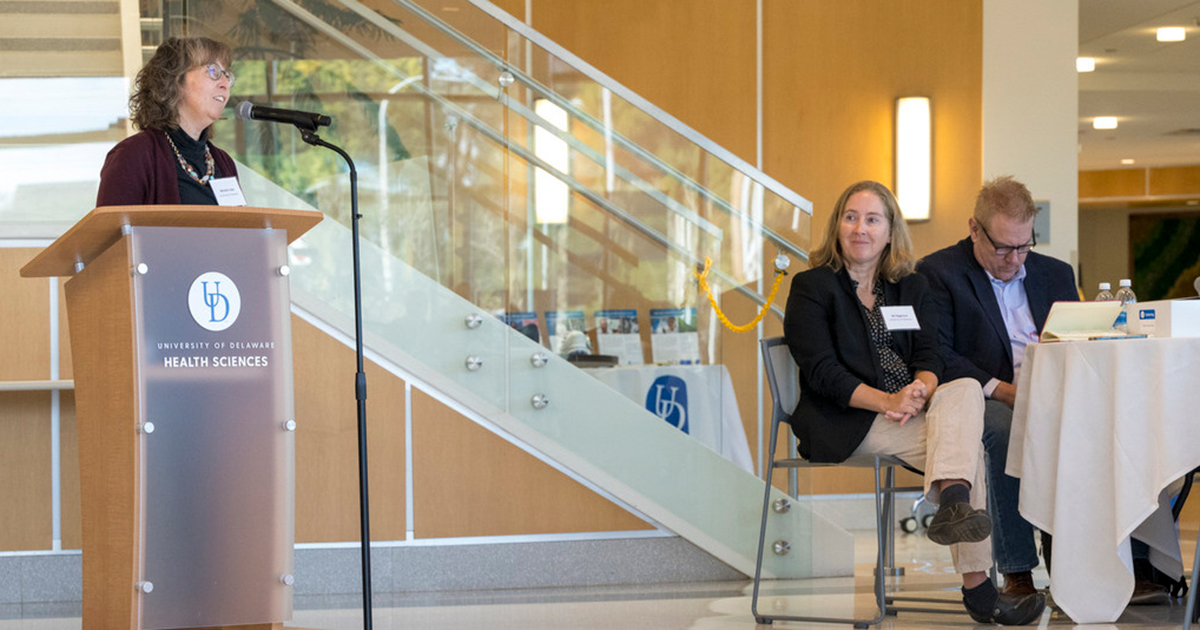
[1078,207,1131,297]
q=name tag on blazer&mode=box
[880,305,920,331]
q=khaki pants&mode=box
[850,377,992,574]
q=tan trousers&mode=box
[850,377,992,574]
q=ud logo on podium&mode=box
[646,375,689,434]
[188,271,242,332]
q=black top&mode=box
[783,266,942,462]
[855,279,911,394]
[166,126,221,205]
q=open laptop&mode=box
[1039,300,1125,342]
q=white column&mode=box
[983,0,1080,271]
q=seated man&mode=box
[785,180,1044,624]
[918,175,1167,604]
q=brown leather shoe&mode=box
[1129,578,1170,605]
[1002,571,1038,596]
[926,501,992,545]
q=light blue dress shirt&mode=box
[983,265,1039,397]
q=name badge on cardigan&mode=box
[211,176,247,206]
[880,305,920,331]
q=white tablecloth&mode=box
[1009,337,1200,623]
[586,364,754,473]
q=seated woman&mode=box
[783,180,1045,625]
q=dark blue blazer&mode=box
[783,266,942,463]
[917,238,1078,386]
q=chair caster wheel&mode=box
[921,513,935,530]
[900,516,918,533]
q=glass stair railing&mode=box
[237,164,851,580]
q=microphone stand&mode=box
[299,127,373,630]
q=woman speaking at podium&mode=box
[96,36,240,207]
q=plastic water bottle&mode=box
[1114,279,1137,332]
[1094,282,1114,301]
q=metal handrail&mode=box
[0,380,74,392]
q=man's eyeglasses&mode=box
[978,222,1036,256]
[203,63,236,87]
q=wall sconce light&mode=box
[895,96,931,221]
[534,98,570,224]
[1093,116,1118,130]
[1076,57,1096,72]
[1157,26,1186,42]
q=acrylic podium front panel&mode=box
[129,226,295,629]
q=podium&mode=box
[22,206,323,630]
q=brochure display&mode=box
[595,309,643,365]
[22,206,323,630]
[649,307,700,364]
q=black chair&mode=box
[752,336,968,627]
[1176,467,1200,627]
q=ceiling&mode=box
[1078,0,1200,170]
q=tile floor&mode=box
[2,528,1196,629]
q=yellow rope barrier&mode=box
[694,256,788,333]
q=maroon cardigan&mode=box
[96,129,239,207]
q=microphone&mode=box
[235,101,331,131]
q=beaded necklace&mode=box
[164,130,215,185]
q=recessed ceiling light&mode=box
[1077,57,1096,72]
[1093,116,1118,130]
[1121,158,1135,165]
[1157,27,1186,42]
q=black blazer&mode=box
[917,238,1078,386]
[783,266,942,463]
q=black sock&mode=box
[941,483,970,506]
[962,578,999,611]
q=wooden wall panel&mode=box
[0,392,53,550]
[412,389,651,538]
[1148,166,1200,197]
[1,248,50,380]
[1080,168,1145,199]
[61,392,82,549]
[530,0,758,165]
[59,280,73,381]
[1080,166,1200,201]
[291,319,406,543]
[764,0,983,260]
[0,248,53,550]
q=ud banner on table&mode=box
[587,364,753,472]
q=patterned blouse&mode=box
[852,278,911,394]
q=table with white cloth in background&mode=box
[586,364,754,473]
[1009,337,1200,624]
